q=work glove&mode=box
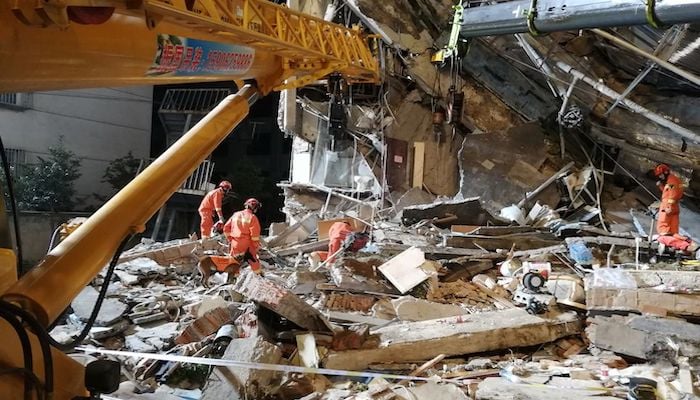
[213,221,224,234]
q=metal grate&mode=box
[4,148,27,177]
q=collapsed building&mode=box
[49,1,700,399]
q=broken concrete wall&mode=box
[387,90,460,196]
[457,123,562,213]
[461,40,559,122]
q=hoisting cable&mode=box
[0,234,134,399]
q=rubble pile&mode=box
[59,171,700,400]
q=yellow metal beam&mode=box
[2,85,259,326]
[7,0,380,90]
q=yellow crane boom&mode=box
[2,0,378,93]
[0,1,379,398]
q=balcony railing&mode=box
[137,158,215,196]
[159,88,232,114]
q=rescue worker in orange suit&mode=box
[653,164,698,255]
[224,198,263,274]
[308,221,369,269]
[198,180,231,239]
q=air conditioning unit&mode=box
[0,92,33,109]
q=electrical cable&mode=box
[0,368,45,400]
[568,127,610,232]
[0,234,133,398]
[46,226,61,254]
[0,301,53,398]
[491,42,689,199]
[578,127,661,201]
[0,137,24,277]
[48,234,133,352]
[0,308,35,400]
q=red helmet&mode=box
[244,198,261,212]
[219,180,232,190]
[654,164,670,177]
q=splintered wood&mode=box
[426,280,496,310]
[324,293,376,312]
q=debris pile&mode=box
[60,167,700,400]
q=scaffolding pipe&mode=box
[555,61,700,143]
[460,0,700,38]
[591,29,700,88]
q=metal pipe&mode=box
[514,34,563,97]
[2,85,259,326]
[555,61,700,143]
[605,25,688,115]
[591,28,700,88]
[461,0,700,38]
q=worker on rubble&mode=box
[198,180,232,239]
[308,221,369,269]
[652,164,698,255]
[224,198,263,274]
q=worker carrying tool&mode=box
[224,198,263,274]
[198,180,232,239]
[309,221,369,270]
[652,164,699,255]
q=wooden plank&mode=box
[412,141,425,188]
[446,233,561,251]
[268,239,329,257]
[326,311,393,326]
[324,309,582,370]
[451,225,480,234]
[397,354,445,385]
[386,137,409,191]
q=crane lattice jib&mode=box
[8,0,380,92]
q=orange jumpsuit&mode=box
[224,209,261,272]
[198,188,224,238]
[656,173,693,251]
[317,222,353,262]
[656,173,683,236]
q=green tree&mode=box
[15,141,82,211]
[102,151,141,191]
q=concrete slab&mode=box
[588,315,700,359]
[201,336,283,400]
[324,309,582,370]
[72,286,128,326]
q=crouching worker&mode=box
[224,198,263,274]
[309,221,369,270]
[651,164,699,258]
